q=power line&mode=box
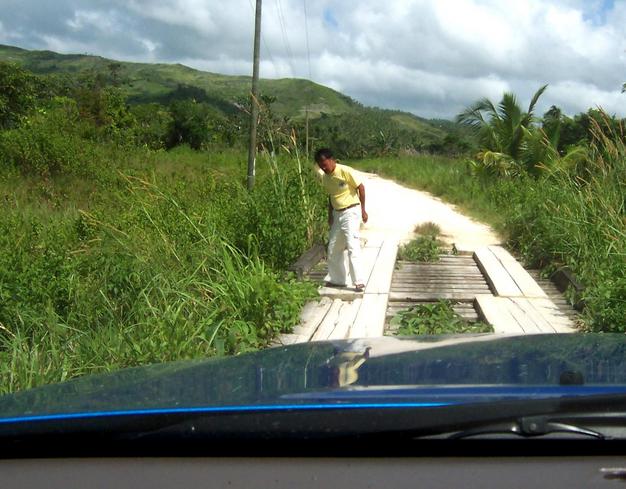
[302,0,312,81]
[247,0,278,76]
[275,0,296,77]
[302,0,313,158]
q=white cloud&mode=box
[547,80,626,116]
[0,0,625,118]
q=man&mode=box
[314,148,368,292]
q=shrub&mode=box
[0,101,85,177]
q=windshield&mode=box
[0,0,624,447]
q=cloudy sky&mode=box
[1,0,625,119]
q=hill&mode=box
[0,44,447,145]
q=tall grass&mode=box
[353,121,626,331]
[0,145,325,394]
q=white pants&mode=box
[324,206,364,286]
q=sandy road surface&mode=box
[357,170,501,252]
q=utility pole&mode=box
[305,106,309,159]
[247,0,262,191]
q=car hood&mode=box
[1,333,626,426]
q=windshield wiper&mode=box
[448,413,626,440]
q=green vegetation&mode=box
[356,92,626,332]
[397,223,445,262]
[457,85,549,176]
[0,61,328,394]
[390,301,491,335]
[0,44,457,157]
[1,45,625,393]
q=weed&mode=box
[390,301,491,335]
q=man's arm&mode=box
[328,197,333,226]
[357,184,368,223]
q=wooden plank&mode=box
[310,299,344,341]
[391,284,491,291]
[501,298,543,334]
[292,297,333,342]
[288,243,325,279]
[397,258,476,263]
[393,275,485,280]
[474,247,522,297]
[509,298,556,333]
[389,292,479,302]
[392,275,486,281]
[525,298,577,333]
[365,239,398,294]
[395,265,481,271]
[387,301,475,311]
[327,299,362,340]
[393,272,487,283]
[475,295,525,334]
[393,272,485,277]
[350,294,388,338]
[489,246,547,298]
[360,246,381,287]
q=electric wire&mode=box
[302,0,312,81]
[275,0,297,77]
[247,0,279,77]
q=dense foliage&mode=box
[0,62,327,393]
[0,45,478,158]
[356,110,626,332]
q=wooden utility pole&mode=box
[247,0,262,191]
[305,107,309,159]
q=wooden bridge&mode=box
[277,240,578,346]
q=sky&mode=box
[1,0,625,120]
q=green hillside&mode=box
[0,43,446,141]
[0,44,357,117]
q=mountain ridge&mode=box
[0,43,448,145]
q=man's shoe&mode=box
[325,282,347,288]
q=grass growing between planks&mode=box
[397,222,447,262]
[389,301,491,336]
[0,146,326,394]
[353,121,626,332]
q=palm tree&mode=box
[457,85,548,174]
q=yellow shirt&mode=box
[322,163,362,210]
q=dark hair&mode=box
[314,148,333,163]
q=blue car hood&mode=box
[1,333,626,426]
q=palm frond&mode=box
[527,84,548,117]
[456,98,500,127]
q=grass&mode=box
[389,301,492,336]
[397,222,446,262]
[0,145,326,394]
[353,125,626,331]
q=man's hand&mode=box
[357,184,367,224]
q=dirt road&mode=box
[358,171,501,251]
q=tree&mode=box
[456,85,548,174]
[167,100,230,150]
[0,62,38,129]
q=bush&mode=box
[0,100,85,177]
[0,148,325,393]
[0,62,38,129]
